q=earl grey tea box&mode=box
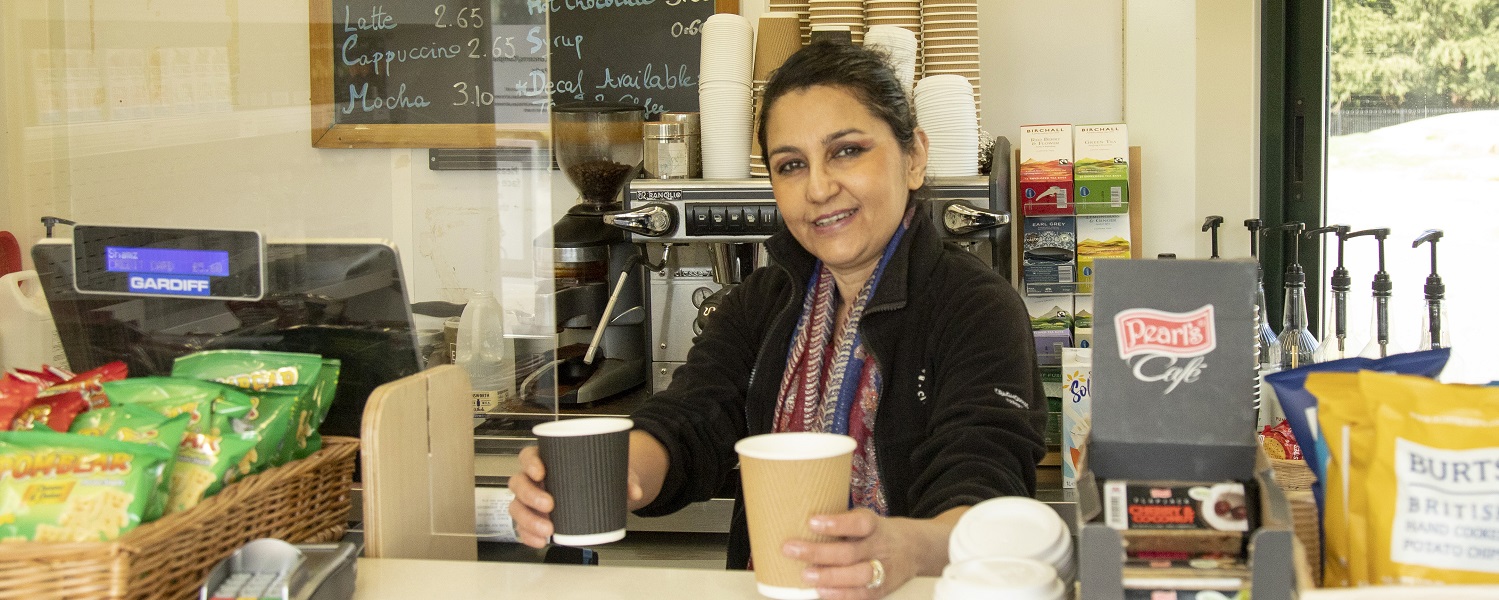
[1088,259,1260,482]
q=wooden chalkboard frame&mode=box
[309,0,739,149]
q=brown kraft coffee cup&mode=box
[735,432,857,599]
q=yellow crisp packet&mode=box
[1359,371,1499,585]
[1308,371,1369,587]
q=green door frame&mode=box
[1261,0,1329,334]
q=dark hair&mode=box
[756,40,919,170]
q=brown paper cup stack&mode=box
[751,12,804,177]
[735,432,856,599]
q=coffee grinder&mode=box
[536,102,649,406]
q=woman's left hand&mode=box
[783,507,957,599]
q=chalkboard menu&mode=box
[310,0,737,149]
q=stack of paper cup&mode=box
[921,0,983,120]
[700,14,754,179]
[864,0,922,76]
[809,0,864,45]
[863,25,918,100]
[948,497,1076,587]
[934,557,1067,600]
[768,0,811,45]
[751,12,804,177]
[913,75,979,177]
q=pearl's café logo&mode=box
[1113,305,1216,394]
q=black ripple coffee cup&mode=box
[533,417,633,546]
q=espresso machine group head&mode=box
[612,138,1015,391]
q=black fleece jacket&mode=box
[630,202,1047,569]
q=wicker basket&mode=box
[0,436,359,600]
[1271,457,1317,492]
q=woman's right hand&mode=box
[507,445,555,548]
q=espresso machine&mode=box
[608,139,1015,391]
[536,102,650,405]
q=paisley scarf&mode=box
[772,210,913,516]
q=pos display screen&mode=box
[72,225,265,301]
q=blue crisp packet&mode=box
[1264,348,1449,513]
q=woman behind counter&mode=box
[510,40,1046,599]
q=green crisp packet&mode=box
[70,406,191,521]
[100,377,251,435]
[0,430,172,542]
[222,385,297,472]
[173,351,337,461]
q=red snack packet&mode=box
[0,373,47,431]
[11,392,90,432]
[1258,420,1302,461]
[37,361,127,410]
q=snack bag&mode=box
[1359,371,1499,585]
[100,377,223,433]
[173,351,333,461]
[1266,348,1450,584]
[0,430,172,542]
[11,393,91,432]
[167,427,257,514]
[222,385,297,472]
[171,350,323,391]
[0,373,47,430]
[1307,371,1370,587]
[71,406,191,521]
[38,361,128,410]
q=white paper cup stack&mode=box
[863,25,918,100]
[700,14,754,179]
[809,0,865,45]
[948,497,1077,587]
[768,0,812,45]
[920,0,982,120]
[864,0,922,75]
[914,74,979,177]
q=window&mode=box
[1263,0,1498,383]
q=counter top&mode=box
[354,558,938,599]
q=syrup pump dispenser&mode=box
[1245,219,1280,370]
[1413,229,1448,350]
[1202,216,1224,259]
[1347,228,1397,358]
[1306,225,1353,361]
[1273,222,1319,369]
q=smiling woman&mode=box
[510,41,1047,600]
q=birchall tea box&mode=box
[1062,347,1092,488]
[1073,123,1129,215]
[1089,259,1259,482]
[1074,295,1095,349]
[1026,295,1073,367]
[1023,216,1077,295]
[1020,124,1074,216]
[1076,214,1132,294]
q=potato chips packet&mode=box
[0,430,172,542]
[1360,371,1499,585]
[99,377,257,514]
[1309,370,1499,586]
[70,406,191,521]
[171,350,323,391]
[221,385,296,472]
[172,351,338,461]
